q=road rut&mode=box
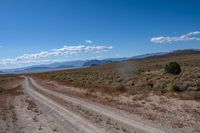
[23,77,176,133]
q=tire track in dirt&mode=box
[23,77,106,133]
[24,77,175,133]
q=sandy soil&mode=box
[0,95,68,133]
[34,77,200,133]
[12,95,67,133]
[22,76,182,133]
[23,78,106,133]
[1,76,200,133]
[0,77,69,133]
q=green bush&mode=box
[165,62,181,75]
[167,82,180,92]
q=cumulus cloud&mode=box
[53,45,112,54]
[85,40,92,44]
[151,31,200,43]
[0,45,113,66]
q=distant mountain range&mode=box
[83,59,113,67]
[137,49,200,60]
[1,49,200,74]
[128,52,167,60]
[36,60,85,68]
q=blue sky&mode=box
[0,0,200,69]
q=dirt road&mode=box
[22,77,178,133]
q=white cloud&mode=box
[53,45,113,53]
[151,31,200,43]
[85,40,92,44]
[0,45,113,66]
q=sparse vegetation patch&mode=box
[33,52,200,100]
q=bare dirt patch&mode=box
[0,75,67,133]
[35,77,200,133]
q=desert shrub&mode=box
[165,62,181,75]
[172,85,180,91]
[179,81,193,91]
[135,80,145,87]
[116,83,126,92]
[146,82,153,88]
[167,82,180,92]
[153,82,160,89]
[128,89,137,95]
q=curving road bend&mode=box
[22,76,177,133]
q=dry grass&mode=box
[0,75,24,107]
[26,52,200,132]
[32,52,200,100]
[0,75,24,96]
